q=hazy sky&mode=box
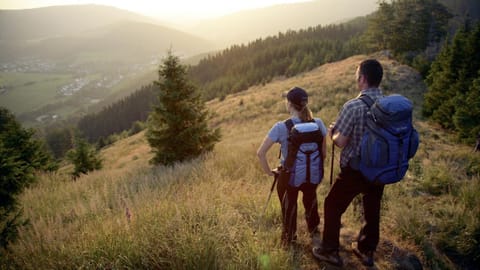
[0,0,312,21]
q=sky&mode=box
[0,0,312,22]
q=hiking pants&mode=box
[277,172,320,242]
[322,166,384,252]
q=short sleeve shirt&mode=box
[333,88,383,168]
[267,116,327,165]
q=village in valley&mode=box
[0,56,162,125]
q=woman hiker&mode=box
[257,86,327,246]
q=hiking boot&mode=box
[310,228,321,246]
[310,227,321,238]
[312,245,343,267]
[351,242,374,267]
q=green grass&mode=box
[0,67,156,127]
[0,72,73,114]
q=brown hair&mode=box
[358,59,383,87]
[291,103,313,122]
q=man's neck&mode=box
[360,86,378,92]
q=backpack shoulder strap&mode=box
[358,94,375,109]
[279,119,294,159]
[284,118,294,131]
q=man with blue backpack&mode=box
[257,86,327,247]
[312,59,419,267]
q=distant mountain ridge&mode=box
[0,4,160,40]
[0,5,213,61]
[188,0,378,48]
[185,0,480,49]
[0,20,213,62]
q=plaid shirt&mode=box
[333,88,383,168]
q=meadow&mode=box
[2,54,479,269]
[0,66,156,127]
[0,72,73,115]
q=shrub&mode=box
[67,138,102,178]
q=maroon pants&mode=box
[322,166,384,252]
[277,171,320,242]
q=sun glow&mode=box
[0,0,311,22]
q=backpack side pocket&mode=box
[408,129,419,159]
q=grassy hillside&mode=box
[3,54,479,269]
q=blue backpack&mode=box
[355,94,419,184]
[284,119,324,187]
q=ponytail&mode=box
[300,106,313,122]
[292,103,313,122]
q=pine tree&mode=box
[423,36,457,127]
[453,74,480,142]
[146,51,220,165]
[0,107,57,250]
[424,22,480,141]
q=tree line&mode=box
[424,21,480,143]
[41,84,156,158]
[77,84,157,143]
[188,22,368,101]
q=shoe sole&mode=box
[312,247,343,267]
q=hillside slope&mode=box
[4,54,479,269]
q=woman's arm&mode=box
[256,136,275,176]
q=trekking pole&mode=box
[330,142,335,186]
[255,170,278,234]
[261,170,278,218]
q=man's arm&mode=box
[332,131,349,148]
[328,123,349,148]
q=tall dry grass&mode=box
[2,54,479,269]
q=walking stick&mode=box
[330,142,335,186]
[255,170,278,234]
[261,170,278,218]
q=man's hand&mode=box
[329,121,349,148]
[328,122,336,138]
